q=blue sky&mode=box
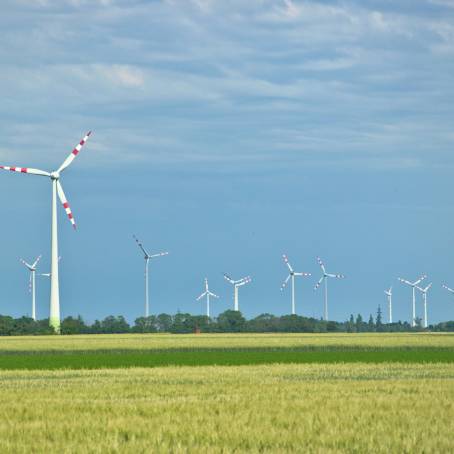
[0,0,453,324]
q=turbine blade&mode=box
[31,254,42,269]
[294,272,311,277]
[328,273,345,279]
[0,166,50,177]
[56,181,76,229]
[398,278,413,286]
[58,131,92,173]
[282,254,293,273]
[208,291,219,299]
[133,235,150,257]
[196,292,207,301]
[149,251,169,259]
[20,258,33,271]
[28,272,32,293]
[442,284,454,294]
[40,273,51,277]
[414,274,427,286]
[223,273,234,284]
[314,276,324,291]
[317,257,326,274]
[280,274,291,291]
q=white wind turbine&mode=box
[280,254,311,315]
[196,278,219,317]
[398,274,426,327]
[1,132,91,333]
[133,235,168,317]
[314,257,345,321]
[224,274,251,311]
[20,255,42,321]
[384,286,393,323]
[415,282,432,328]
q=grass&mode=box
[0,348,453,370]
[0,363,453,453]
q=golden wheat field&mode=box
[0,331,453,352]
[0,363,453,453]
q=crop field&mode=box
[1,333,453,452]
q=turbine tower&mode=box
[398,274,426,327]
[20,255,42,321]
[133,235,168,317]
[280,254,310,315]
[224,273,251,311]
[1,132,91,333]
[196,278,219,317]
[384,286,393,323]
[415,282,432,328]
[314,257,345,321]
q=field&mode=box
[1,333,453,452]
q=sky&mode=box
[0,0,453,324]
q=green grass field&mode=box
[0,333,453,452]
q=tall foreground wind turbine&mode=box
[416,282,432,328]
[280,254,310,315]
[384,286,393,323]
[133,235,168,317]
[314,257,345,321]
[224,274,251,311]
[196,278,219,317]
[398,275,426,327]
[20,255,42,321]
[1,132,91,332]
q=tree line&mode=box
[0,307,453,335]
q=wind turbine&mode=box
[223,273,251,311]
[196,278,219,317]
[20,255,42,321]
[1,132,91,333]
[133,235,168,317]
[384,286,393,323]
[398,274,426,327]
[415,282,432,328]
[280,254,311,315]
[314,257,345,321]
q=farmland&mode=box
[0,333,453,452]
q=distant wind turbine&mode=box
[280,254,310,315]
[133,235,168,317]
[1,132,92,333]
[384,286,393,323]
[196,278,219,317]
[20,255,42,321]
[314,257,345,321]
[224,274,251,311]
[398,275,426,327]
[415,282,432,328]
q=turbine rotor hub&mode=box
[50,171,60,180]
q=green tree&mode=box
[61,316,88,335]
[133,316,157,333]
[376,306,383,332]
[355,314,364,332]
[216,310,246,332]
[100,316,130,333]
[368,314,375,332]
[156,313,173,332]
